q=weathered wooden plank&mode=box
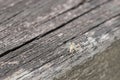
[0,0,113,71]
[0,0,107,54]
[0,0,109,59]
[0,0,22,11]
[16,24,120,80]
[0,0,120,79]
[0,0,119,66]
[3,20,120,80]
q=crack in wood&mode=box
[2,12,120,79]
[0,10,24,25]
[0,0,111,58]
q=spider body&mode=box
[67,42,81,53]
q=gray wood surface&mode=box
[0,0,120,80]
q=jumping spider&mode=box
[66,42,81,53]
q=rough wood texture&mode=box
[0,0,120,80]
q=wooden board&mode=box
[0,0,120,80]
